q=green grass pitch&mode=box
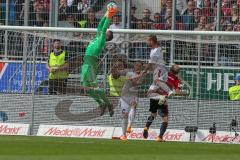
[0,136,239,160]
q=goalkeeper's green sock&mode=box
[94,88,111,105]
[86,89,104,106]
[95,89,114,117]
[94,88,114,117]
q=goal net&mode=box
[0,27,239,135]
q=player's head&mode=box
[106,30,113,41]
[116,59,125,70]
[111,59,125,79]
[53,39,61,50]
[170,64,180,75]
[112,58,125,69]
[235,75,240,85]
[146,34,158,48]
[87,9,95,21]
[143,8,151,19]
[133,61,142,73]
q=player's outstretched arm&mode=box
[101,3,118,33]
[128,72,143,84]
[96,3,117,36]
[97,16,107,35]
[128,76,142,86]
[101,17,111,35]
[142,63,153,75]
[96,3,118,40]
[174,89,188,96]
[137,63,153,80]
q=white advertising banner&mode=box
[37,125,240,144]
[113,127,189,142]
[37,125,114,139]
[196,130,240,144]
[0,123,29,135]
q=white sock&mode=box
[128,108,136,128]
[122,116,128,136]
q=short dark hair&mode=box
[131,5,137,10]
[148,34,157,43]
[154,12,161,16]
[53,39,60,43]
[113,14,121,18]
[67,14,74,18]
[135,61,143,66]
[107,30,113,41]
[87,8,94,14]
[143,8,151,14]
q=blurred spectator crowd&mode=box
[1,0,240,31]
[129,0,240,31]
[0,0,240,66]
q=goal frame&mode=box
[0,26,239,135]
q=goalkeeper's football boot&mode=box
[143,127,149,139]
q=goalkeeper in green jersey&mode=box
[80,3,118,117]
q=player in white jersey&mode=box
[112,62,143,140]
[142,34,175,104]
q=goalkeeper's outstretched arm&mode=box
[86,3,117,57]
[96,3,118,36]
[96,16,107,36]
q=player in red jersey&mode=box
[143,64,187,142]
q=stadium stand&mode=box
[0,0,239,66]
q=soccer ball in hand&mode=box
[107,2,118,13]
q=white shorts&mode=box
[120,97,138,114]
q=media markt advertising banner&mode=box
[180,67,240,100]
[0,62,48,93]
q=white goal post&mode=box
[0,25,239,137]
[1,25,240,35]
